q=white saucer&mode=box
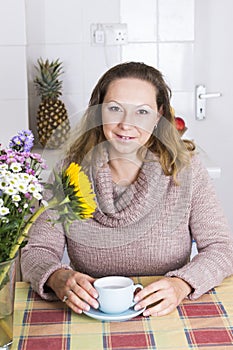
[83,306,146,322]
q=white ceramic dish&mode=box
[83,306,146,322]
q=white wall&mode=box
[24,0,194,142]
[0,0,28,146]
[0,0,194,144]
[26,0,121,140]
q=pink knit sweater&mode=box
[21,153,233,301]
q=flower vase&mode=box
[0,256,17,349]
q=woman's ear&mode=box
[156,105,163,123]
[158,105,164,116]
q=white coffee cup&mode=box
[94,276,143,314]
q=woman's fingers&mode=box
[143,299,176,317]
[74,273,98,299]
[64,289,92,313]
[134,277,191,317]
[68,282,99,310]
[48,269,99,313]
[134,289,164,311]
[62,273,99,312]
[134,278,170,302]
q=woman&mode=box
[21,62,233,317]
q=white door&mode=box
[194,0,233,230]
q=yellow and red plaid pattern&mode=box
[12,276,233,350]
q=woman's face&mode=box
[102,78,159,157]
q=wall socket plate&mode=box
[91,23,128,46]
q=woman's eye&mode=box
[137,109,149,115]
[108,106,122,112]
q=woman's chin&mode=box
[108,141,141,157]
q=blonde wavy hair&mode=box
[66,62,195,183]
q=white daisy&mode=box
[5,186,18,196]
[0,164,8,170]
[0,180,8,190]
[16,182,28,194]
[19,173,32,182]
[12,194,21,202]
[33,192,42,200]
[0,207,10,216]
[10,162,22,173]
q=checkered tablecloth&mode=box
[12,276,233,350]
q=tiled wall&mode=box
[0,0,195,144]
[121,0,194,138]
[26,0,195,141]
[26,0,121,139]
[0,0,28,146]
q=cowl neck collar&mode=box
[90,146,168,228]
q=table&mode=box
[12,276,233,350]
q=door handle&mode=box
[199,92,222,99]
[196,85,222,120]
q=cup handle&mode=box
[130,283,143,307]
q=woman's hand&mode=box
[46,269,99,314]
[134,277,192,317]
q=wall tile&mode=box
[170,91,194,121]
[83,0,120,23]
[83,44,121,103]
[0,0,26,45]
[158,0,194,41]
[28,92,40,142]
[159,43,194,91]
[120,0,157,42]
[26,45,47,90]
[25,0,46,44]
[0,47,27,99]
[0,99,28,146]
[44,0,84,43]
[63,93,85,128]
[122,43,158,67]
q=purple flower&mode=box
[9,130,34,152]
[26,168,35,176]
[30,153,42,161]
[30,206,36,213]
[25,193,32,200]
[16,155,25,163]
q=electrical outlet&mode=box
[91,24,105,45]
[91,23,128,46]
[104,24,128,45]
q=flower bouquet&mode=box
[0,129,96,287]
[0,129,96,347]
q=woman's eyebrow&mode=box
[105,100,154,109]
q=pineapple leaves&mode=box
[34,58,64,100]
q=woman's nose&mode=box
[118,109,134,128]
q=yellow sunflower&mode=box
[65,162,96,219]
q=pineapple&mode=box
[34,58,70,148]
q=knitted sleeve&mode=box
[21,210,72,300]
[165,155,233,299]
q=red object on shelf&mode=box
[175,117,186,131]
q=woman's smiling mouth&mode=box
[116,134,136,141]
